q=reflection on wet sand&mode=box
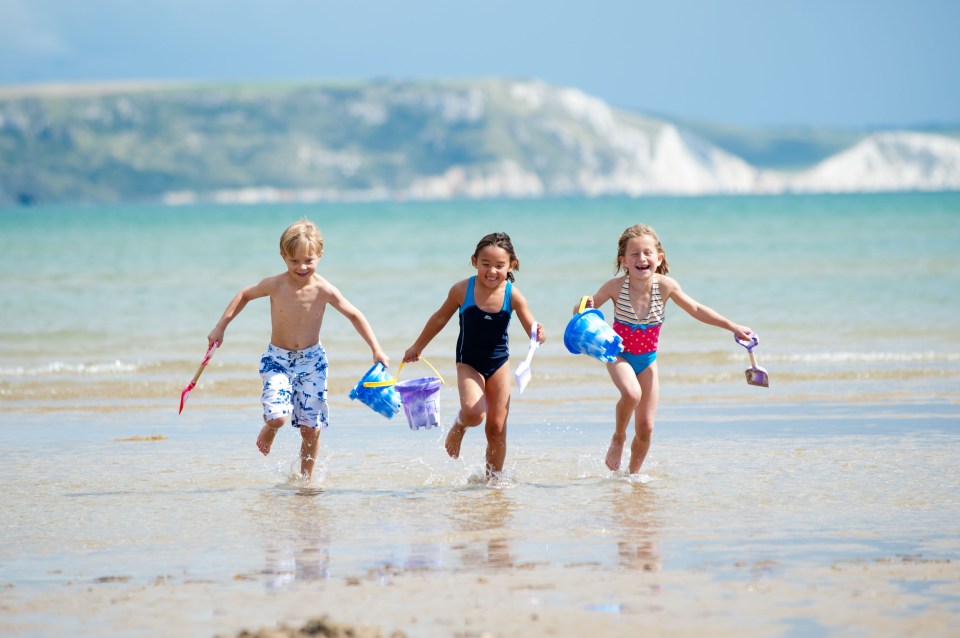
[608,482,662,572]
[251,487,332,590]
[450,488,517,570]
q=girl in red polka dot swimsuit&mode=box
[582,224,754,475]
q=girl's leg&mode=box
[446,364,486,459]
[481,364,512,475]
[299,425,320,482]
[605,359,642,471]
[628,363,659,474]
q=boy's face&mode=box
[282,245,321,282]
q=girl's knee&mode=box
[484,419,506,437]
[459,407,485,427]
[619,391,642,410]
[635,421,654,439]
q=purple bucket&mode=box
[396,376,443,430]
[393,358,446,431]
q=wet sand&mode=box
[3,556,957,637]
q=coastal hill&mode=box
[1,78,958,205]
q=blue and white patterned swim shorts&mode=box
[259,343,329,429]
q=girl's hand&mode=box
[402,347,421,364]
[574,296,595,313]
[536,323,547,345]
[732,325,754,342]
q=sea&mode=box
[1,193,959,637]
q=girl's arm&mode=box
[512,287,546,344]
[403,281,464,362]
[327,285,389,367]
[662,276,753,340]
[208,278,271,346]
[580,277,622,313]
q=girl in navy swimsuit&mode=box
[404,232,545,477]
[581,224,753,476]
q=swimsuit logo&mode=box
[484,315,492,320]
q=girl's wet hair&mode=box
[473,231,519,282]
[616,224,669,275]
[280,218,324,257]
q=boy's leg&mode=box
[628,363,659,475]
[259,348,294,456]
[481,364,512,475]
[447,364,486,459]
[257,417,285,455]
[605,359,642,471]
[291,345,328,481]
[299,426,320,481]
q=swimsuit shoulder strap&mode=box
[614,275,641,324]
[460,276,476,313]
[645,276,665,324]
[503,280,513,314]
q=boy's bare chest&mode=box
[274,286,325,317]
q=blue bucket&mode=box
[349,362,402,419]
[564,297,623,364]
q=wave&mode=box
[771,351,960,364]
[0,360,140,377]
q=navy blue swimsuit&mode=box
[456,277,513,379]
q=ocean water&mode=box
[1,193,959,636]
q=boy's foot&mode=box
[256,424,281,455]
[605,435,626,471]
[445,419,468,459]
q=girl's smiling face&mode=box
[621,235,663,279]
[472,245,513,289]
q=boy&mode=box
[208,219,389,482]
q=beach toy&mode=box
[388,359,446,431]
[564,296,623,364]
[349,362,402,419]
[514,321,539,394]
[735,333,769,388]
[179,341,218,414]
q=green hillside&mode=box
[1,79,952,205]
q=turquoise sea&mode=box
[1,193,959,637]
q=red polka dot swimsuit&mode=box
[612,275,665,356]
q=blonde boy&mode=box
[208,219,389,481]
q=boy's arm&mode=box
[403,282,464,362]
[326,286,389,366]
[208,278,271,346]
[663,276,753,340]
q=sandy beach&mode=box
[3,544,957,637]
[2,399,958,638]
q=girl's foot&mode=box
[605,434,626,471]
[445,418,468,459]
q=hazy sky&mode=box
[2,0,957,129]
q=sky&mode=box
[1,0,958,129]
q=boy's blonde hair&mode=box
[280,219,324,257]
[615,224,669,275]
